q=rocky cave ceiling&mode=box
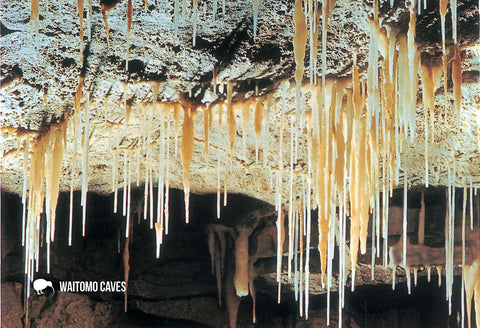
[0,0,480,326]
[1,0,479,201]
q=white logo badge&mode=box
[33,279,55,295]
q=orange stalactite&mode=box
[293,0,308,120]
[100,0,120,46]
[203,107,211,164]
[254,100,265,161]
[77,0,84,45]
[440,0,449,115]
[126,0,133,70]
[31,0,40,35]
[227,83,236,161]
[180,106,196,223]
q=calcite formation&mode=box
[1,0,479,327]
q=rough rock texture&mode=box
[0,0,479,203]
[1,282,24,328]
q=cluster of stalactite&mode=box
[4,0,477,326]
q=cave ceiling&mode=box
[0,0,479,202]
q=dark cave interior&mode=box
[1,186,477,327]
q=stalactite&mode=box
[226,277,241,328]
[226,83,236,162]
[113,147,119,213]
[446,169,455,314]
[392,266,396,290]
[462,186,467,327]
[305,177,312,319]
[397,34,409,139]
[288,118,295,279]
[406,266,411,294]
[241,101,252,159]
[100,0,120,46]
[135,147,140,186]
[402,172,407,268]
[123,150,128,216]
[217,146,221,219]
[437,265,442,287]
[166,104,175,156]
[253,100,264,162]
[157,108,165,235]
[123,235,130,312]
[470,180,474,229]
[68,136,75,245]
[299,199,304,317]
[263,96,273,167]
[464,260,480,328]
[144,144,150,225]
[276,108,286,288]
[212,0,217,20]
[126,150,132,238]
[23,120,67,309]
[367,0,379,131]
[45,122,67,273]
[407,6,417,140]
[21,137,30,247]
[252,0,261,38]
[77,0,83,45]
[165,118,171,235]
[294,210,299,299]
[440,0,449,116]
[10,1,480,325]
[420,63,441,185]
[204,107,211,165]
[30,0,40,36]
[276,207,285,297]
[452,0,457,43]
[155,222,162,258]
[81,94,91,237]
[224,172,228,206]
[349,53,362,290]
[74,77,84,151]
[86,0,91,41]
[234,227,251,296]
[293,0,308,123]
[307,0,315,84]
[452,43,462,125]
[249,267,257,323]
[208,225,229,306]
[173,0,180,31]
[180,106,196,223]
[419,190,425,245]
[126,0,133,70]
[192,0,198,46]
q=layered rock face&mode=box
[1,0,480,327]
